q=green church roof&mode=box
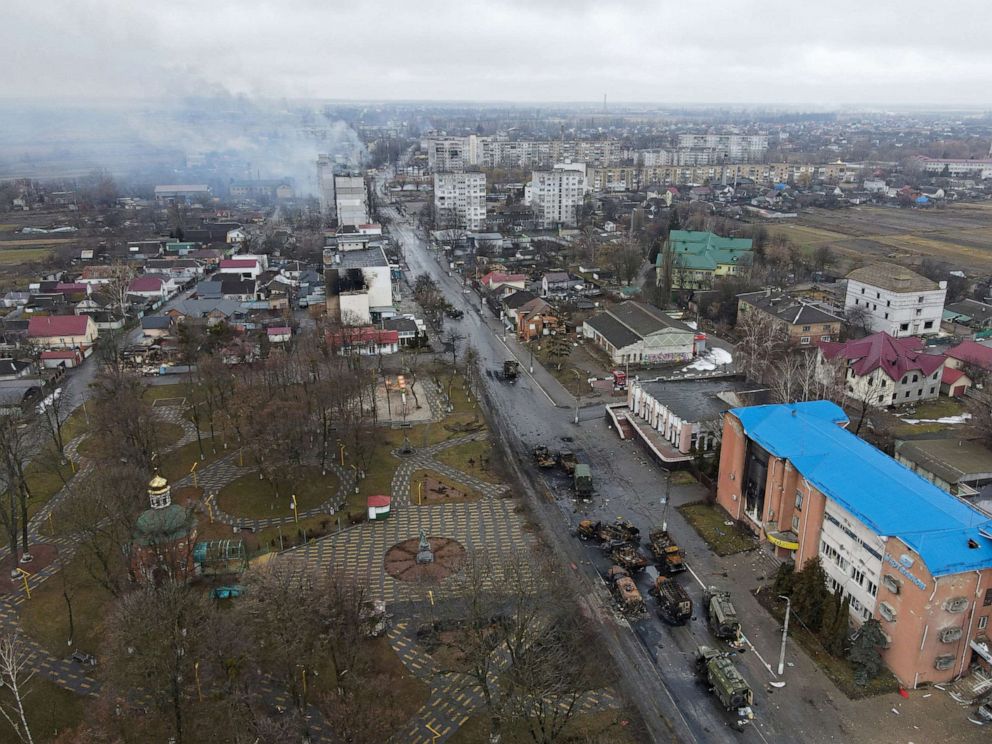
[656,230,753,272]
[133,504,196,546]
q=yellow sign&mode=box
[767,532,800,551]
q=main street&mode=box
[381,187,856,743]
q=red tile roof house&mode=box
[817,331,946,408]
[945,339,992,375]
[28,315,98,351]
[480,271,527,297]
[266,326,292,343]
[940,367,973,397]
[326,328,399,355]
[40,349,83,369]
[128,275,170,300]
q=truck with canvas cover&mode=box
[648,528,687,575]
[703,587,743,648]
[606,565,645,615]
[573,463,593,498]
[651,576,693,625]
[696,645,754,729]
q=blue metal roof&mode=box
[731,401,992,577]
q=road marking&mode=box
[686,561,777,677]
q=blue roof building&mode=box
[716,401,992,687]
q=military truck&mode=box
[573,463,593,499]
[650,576,693,625]
[494,360,520,382]
[576,518,640,545]
[648,529,687,575]
[608,543,649,573]
[606,566,645,615]
[695,645,754,730]
[558,450,578,475]
[703,587,744,648]
[532,445,556,468]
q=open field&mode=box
[0,246,55,264]
[770,203,992,274]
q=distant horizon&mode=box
[1,96,990,115]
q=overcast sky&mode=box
[3,0,991,106]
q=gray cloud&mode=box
[2,0,991,105]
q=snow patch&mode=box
[899,413,971,425]
[684,347,733,372]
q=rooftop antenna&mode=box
[603,93,607,113]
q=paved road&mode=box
[381,186,855,743]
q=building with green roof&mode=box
[656,230,753,289]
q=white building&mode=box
[334,176,370,226]
[844,263,946,338]
[525,164,587,228]
[324,246,395,325]
[317,155,336,217]
[676,133,768,161]
[433,172,486,230]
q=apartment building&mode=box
[422,134,622,171]
[434,172,486,230]
[525,164,587,228]
[334,175,370,226]
[317,154,336,217]
[844,263,946,338]
[716,401,992,688]
[914,156,992,179]
[676,133,769,160]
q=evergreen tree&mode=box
[848,618,886,686]
[826,595,852,658]
[819,591,839,646]
[668,207,681,233]
[791,557,829,632]
[771,562,796,597]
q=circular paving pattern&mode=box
[384,536,466,583]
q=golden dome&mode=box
[148,472,169,493]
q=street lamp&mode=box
[777,595,791,676]
[570,369,582,425]
[660,468,672,531]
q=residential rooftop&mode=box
[846,262,940,293]
[730,401,992,576]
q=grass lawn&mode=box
[898,396,965,420]
[20,679,87,742]
[20,550,114,659]
[0,246,54,264]
[0,454,75,547]
[678,501,758,557]
[140,381,206,403]
[76,421,185,462]
[670,470,698,486]
[313,634,430,708]
[159,438,227,483]
[216,466,339,519]
[409,468,479,505]
[753,587,899,699]
[434,437,501,483]
[449,709,642,744]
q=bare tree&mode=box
[770,350,841,404]
[104,262,137,322]
[53,463,147,596]
[104,581,217,744]
[734,309,790,385]
[843,304,873,339]
[0,630,35,744]
[0,411,39,561]
[965,391,992,449]
[237,562,372,742]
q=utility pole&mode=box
[777,595,791,676]
[571,369,582,425]
[661,469,672,531]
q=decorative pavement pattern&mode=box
[0,387,619,743]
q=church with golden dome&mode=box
[130,470,198,584]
